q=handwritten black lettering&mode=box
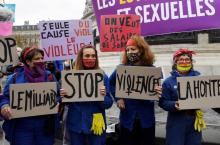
[10,89,57,112]
[95,73,104,97]
[179,79,220,100]
[84,73,94,97]
[64,73,75,98]
[117,72,161,96]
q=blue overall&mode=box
[0,68,60,145]
[159,70,202,145]
[109,68,155,130]
[109,66,156,145]
[66,74,113,145]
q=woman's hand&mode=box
[117,99,125,109]
[1,105,12,120]
[154,85,162,99]
[60,89,68,98]
[175,101,180,110]
[100,85,106,97]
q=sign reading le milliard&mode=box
[10,82,58,118]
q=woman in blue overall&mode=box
[60,45,113,145]
[109,35,156,145]
[159,48,203,145]
[0,46,60,145]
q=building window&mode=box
[209,29,220,43]
[145,32,198,45]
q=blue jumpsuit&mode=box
[109,67,155,145]
[0,68,60,145]
[159,70,202,145]
[66,74,113,145]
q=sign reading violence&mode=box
[9,82,58,118]
[0,36,18,66]
[39,20,93,61]
[116,66,161,100]
[92,0,220,36]
[62,69,105,102]
[100,14,140,52]
[177,75,220,110]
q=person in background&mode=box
[159,48,205,145]
[109,35,158,145]
[0,46,60,145]
[2,47,24,77]
[0,70,3,93]
[60,45,113,145]
[63,60,71,70]
[46,61,61,82]
[60,60,71,145]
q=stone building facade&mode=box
[12,24,40,48]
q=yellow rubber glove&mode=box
[194,109,206,132]
[91,113,106,136]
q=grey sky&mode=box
[7,0,86,25]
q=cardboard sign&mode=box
[177,75,220,110]
[92,0,220,36]
[39,20,94,61]
[116,66,161,100]
[62,69,105,102]
[9,82,58,118]
[0,36,19,66]
[100,14,140,52]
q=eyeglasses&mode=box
[177,58,191,63]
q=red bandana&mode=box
[126,39,137,47]
[173,48,196,61]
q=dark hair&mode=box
[20,47,44,66]
[122,35,155,66]
[74,45,100,70]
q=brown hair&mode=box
[74,45,100,70]
[122,35,155,66]
[20,46,44,66]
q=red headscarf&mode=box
[173,48,196,61]
[126,39,137,47]
[21,45,43,61]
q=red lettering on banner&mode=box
[67,44,74,55]
[79,21,90,28]
[44,45,70,57]
[74,29,92,37]
[43,47,50,57]
[67,43,86,55]
[66,37,75,43]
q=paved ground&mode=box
[1,123,219,145]
[1,106,220,145]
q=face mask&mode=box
[83,59,96,69]
[176,63,192,73]
[33,62,45,75]
[127,53,140,63]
